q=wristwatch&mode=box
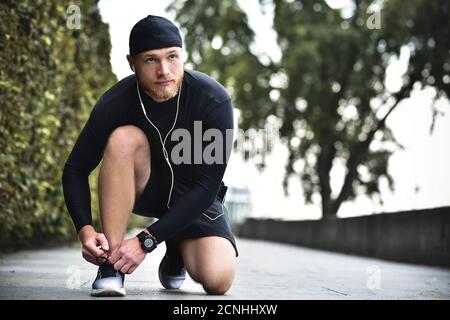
[136,230,158,253]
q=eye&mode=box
[146,57,156,63]
[168,54,178,61]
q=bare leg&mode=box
[98,125,151,254]
[178,236,236,295]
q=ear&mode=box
[126,54,135,72]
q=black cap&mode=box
[129,15,182,56]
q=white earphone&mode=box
[136,78,181,209]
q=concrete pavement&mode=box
[0,237,449,299]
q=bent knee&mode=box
[201,270,235,295]
[105,125,149,154]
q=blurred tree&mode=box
[169,0,449,218]
[168,0,276,130]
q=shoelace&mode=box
[96,247,109,264]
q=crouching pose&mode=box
[62,15,238,297]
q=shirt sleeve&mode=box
[147,98,234,243]
[61,102,111,233]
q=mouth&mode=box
[155,79,175,87]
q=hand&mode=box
[107,236,146,274]
[78,225,109,266]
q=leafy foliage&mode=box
[0,0,116,248]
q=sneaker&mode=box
[158,242,186,289]
[91,264,126,297]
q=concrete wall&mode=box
[236,207,450,268]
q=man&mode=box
[62,15,237,297]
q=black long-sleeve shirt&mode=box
[61,70,233,243]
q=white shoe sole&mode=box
[91,287,126,297]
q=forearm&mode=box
[61,162,94,233]
[146,183,218,243]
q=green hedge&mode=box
[0,0,117,249]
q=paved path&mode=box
[0,237,449,299]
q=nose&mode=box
[157,60,170,78]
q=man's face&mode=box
[129,47,184,102]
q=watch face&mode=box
[144,238,154,249]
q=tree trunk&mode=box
[318,137,338,219]
[332,83,414,215]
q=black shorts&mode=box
[133,185,238,257]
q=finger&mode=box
[108,249,120,265]
[83,247,97,261]
[85,240,106,258]
[114,259,125,271]
[82,249,100,266]
[96,233,109,252]
[120,263,132,274]
[127,265,137,274]
[88,257,100,266]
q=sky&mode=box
[97,0,450,220]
